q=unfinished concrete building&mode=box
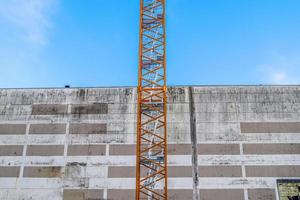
[0,85,299,200]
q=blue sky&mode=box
[0,0,300,88]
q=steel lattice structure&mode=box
[136,0,167,199]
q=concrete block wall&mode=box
[0,86,299,200]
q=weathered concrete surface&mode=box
[189,87,199,200]
[0,86,299,200]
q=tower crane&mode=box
[136,0,168,199]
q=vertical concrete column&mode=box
[188,87,199,200]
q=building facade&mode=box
[0,86,299,200]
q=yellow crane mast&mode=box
[136,0,168,199]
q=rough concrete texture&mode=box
[0,86,300,200]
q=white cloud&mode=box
[0,0,58,46]
[269,71,293,84]
[0,0,59,87]
[259,64,299,84]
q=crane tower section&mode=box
[136,0,168,199]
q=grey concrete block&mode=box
[241,122,300,133]
[200,189,244,200]
[109,144,136,155]
[69,123,107,134]
[0,145,23,156]
[169,190,193,200]
[198,144,240,155]
[108,166,136,178]
[168,166,192,177]
[67,145,106,156]
[107,189,135,200]
[0,167,20,177]
[23,167,62,177]
[168,144,192,155]
[26,145,64,156]
[248,189,276,200]
[71,103,108,114]
[29,124,66,134]
[199,166,242,177]
[0,124,26,134]
[243,143,300,154]
[32,104,68,115]
[246,166,300,177]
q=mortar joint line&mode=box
[240,143,248,200]
[64,123,70,158]
[274,181,280,200]
[61,104,71,197]
[17,123,30,198]
[103,144,110,199]
[103,188,108,200]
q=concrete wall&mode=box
[0,86,299,200]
